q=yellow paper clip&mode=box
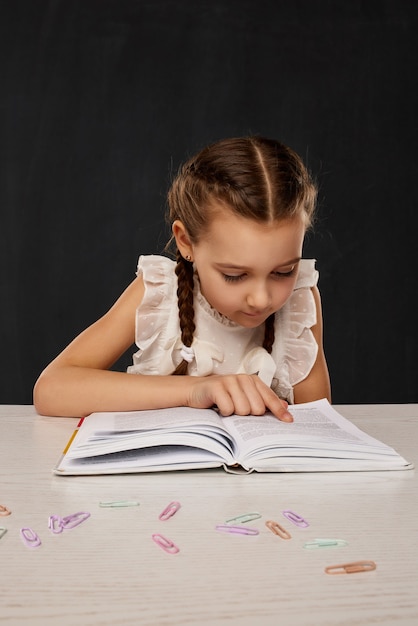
[325,560,376,575]
[265,520,292,539]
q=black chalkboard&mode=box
[1,0,417,404]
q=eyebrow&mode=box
[216,257,301,271]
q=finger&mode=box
[267,397,293,422]
[252,377,293,422]
[236,376,268,416]
[218,377,253,416]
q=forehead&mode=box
[198,210,306,266]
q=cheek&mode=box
[273,280,298,306]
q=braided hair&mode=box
[167,136,317,374]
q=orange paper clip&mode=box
[265,520,292,539]
[325,560,376,575]
[0,504,11,517]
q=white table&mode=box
[1,404,417,625]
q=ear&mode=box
[172,220,193,261]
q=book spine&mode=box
[62,417,85,454]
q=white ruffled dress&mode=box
[127,255,319,403]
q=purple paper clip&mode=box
[20,527,42,549]
[152,533,179,554]
[159,501,181,521]
[48,514,64,534]
[215,524,259,536]
[61,511,91,530]
[282,510,309,528]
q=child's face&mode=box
[192,210,306,328]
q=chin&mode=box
[236,316,267,329]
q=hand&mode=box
[187,374,293,422]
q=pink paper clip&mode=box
[48,514,64,534]
[282,510,309,528]
[61,511,91,530]
[159,501,181,521]
[215,524,260,536]
[0,504,11,516]
[20,527,42,548]
[152,533,179,554]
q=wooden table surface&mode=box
[1,404,417,625]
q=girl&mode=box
[34,136,331,420]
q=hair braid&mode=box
[263,313,276,354]
[173,251,196,375]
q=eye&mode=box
[222,273,246,283]
[271,266,296,278]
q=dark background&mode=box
[1,0,417,405]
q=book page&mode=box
[223,398,410,470]
[62,406,237,466]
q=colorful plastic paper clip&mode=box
[48,514,64,534]
[304,538,348,549]
[152,533,179,554]
[159,501,181,521]
[0,504,11,517]
[282,510,309,528]
[99,500,140,508]
[0,527,7,540]
[325,560,376,575]
[225,512,261,524]
[61,511,91,530]
[216,524,259,536]
[265,520,292,539]
[20,527,42,549]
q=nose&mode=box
[246,282,271,310]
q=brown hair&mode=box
[167,136,317,375]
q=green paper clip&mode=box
[303,538,348,549]
[225,512,262,524]
[0,527,7,540]
[99,500,140,508]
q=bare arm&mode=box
[293,285,331,404]
[34,275,292,421]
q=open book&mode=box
[54,399,413,475]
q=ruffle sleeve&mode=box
[271,259,319,403]
[127,255,180,375]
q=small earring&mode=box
[185,255,192,262]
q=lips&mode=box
[243,310,266,317]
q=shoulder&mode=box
[271,259,320,398]
[135,254,176,280]
[134,254,177,314]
